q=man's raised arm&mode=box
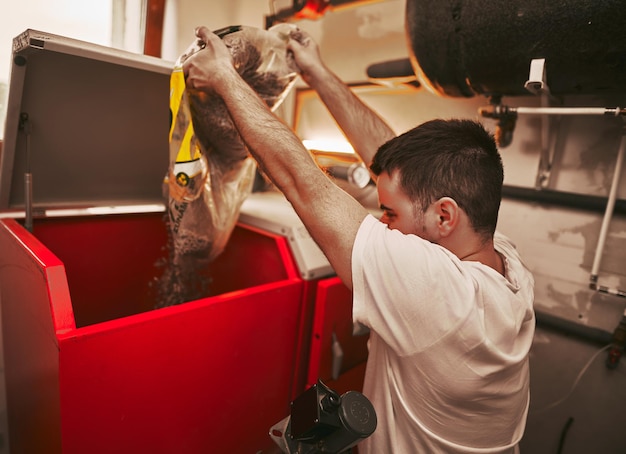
[183,26,369,289]
[288,29,396,172]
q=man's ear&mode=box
[433,197,460,237]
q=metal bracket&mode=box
[331,332,343,380]
[524,58,549,96]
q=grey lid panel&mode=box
[1,30,173,210]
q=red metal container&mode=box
[0,215,304,453]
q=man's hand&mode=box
[287,28,325,86]
[182,26,236,93]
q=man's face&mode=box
[377,170,436,241]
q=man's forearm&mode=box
[305,65,396,169]
[212,67,367,287]
[215,70,321,196]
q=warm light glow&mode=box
[302,139,355,154]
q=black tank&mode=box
[405,0,626,97]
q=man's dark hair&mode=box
[370,119,503,238]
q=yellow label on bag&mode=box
[169,67,202,164]
[167,66,207,203]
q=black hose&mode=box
[557,417,574,454]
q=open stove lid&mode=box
[0,29,173,215]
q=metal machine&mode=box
[269,380,376,454]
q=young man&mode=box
[183,26,535,453]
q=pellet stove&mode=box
[0,29,368,454]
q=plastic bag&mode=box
[155,23,299,308]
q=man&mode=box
[184,26,535,453]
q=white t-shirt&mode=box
[352,214,535,453]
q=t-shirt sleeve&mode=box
[351,215,478,355]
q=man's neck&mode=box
[458,240,504,276]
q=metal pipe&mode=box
[589,121,626,292]
[24,171,33,232]
[535,94,553,188]
[516,106,624,116]
[502,185,626,214]
[480,106,625,117]
[535,310,612,346]
[19,113,34,233]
